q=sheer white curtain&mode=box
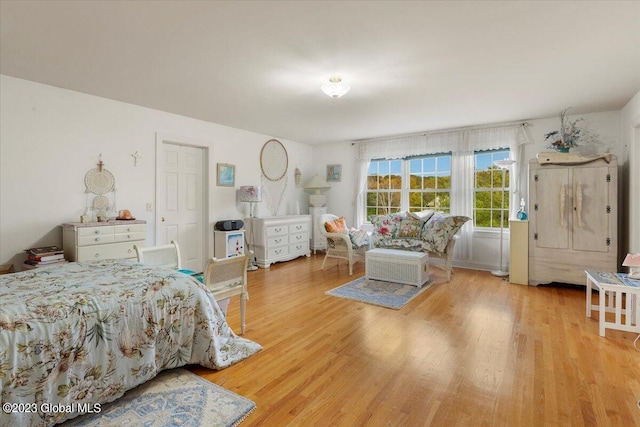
[354,159,370,228]
[353,121,532,260]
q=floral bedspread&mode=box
[0,259,262,426]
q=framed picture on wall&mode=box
[216,163,235,187]
[327,164,342,182]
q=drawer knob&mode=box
[127,235,131,238]
[128,249,132,254]
[94,230,100,234]
[94,237,100,242]
[94,253,100,258]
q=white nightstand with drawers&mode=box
[62,220,146,262]
[251,215,311,268]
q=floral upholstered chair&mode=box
[319,214,370,275]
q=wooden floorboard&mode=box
[188,254,640,426]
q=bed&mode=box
[0,259,262,426]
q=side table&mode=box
[585,270,640,337]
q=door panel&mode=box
[158,142,205,272]
[571,167,609,252]
[534,168,570,249]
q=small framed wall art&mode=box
[216,163,236,187]
[327,164,342,182]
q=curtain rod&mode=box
[351,120,531,145]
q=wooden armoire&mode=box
[528,155,618,285]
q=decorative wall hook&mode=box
[131,151,141,167]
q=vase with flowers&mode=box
[544,108,583,152]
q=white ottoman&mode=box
[365,248,429,287]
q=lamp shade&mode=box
[304,174,330,194]
[623,253,640,279]
[238,186,262,203]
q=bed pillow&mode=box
[422,212,470,253]
[371,212,407,238]
[325,217,348,234]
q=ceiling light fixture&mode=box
[321,76,350,98]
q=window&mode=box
[366,154,452,221]
[408,155,451,213]
[366,159,402,218]
[474,149,511,228]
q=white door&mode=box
[157,141,206,272]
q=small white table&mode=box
[585,270,640,337]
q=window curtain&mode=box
[354,159,370,228]
[353,121,533,260]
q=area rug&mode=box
[62,368,255,427]
[325,276,433,309]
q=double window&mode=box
[366,154,452,220]
[365,149,510,229]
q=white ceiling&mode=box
[1,1,639,145]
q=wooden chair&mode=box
[203,255,249,335]
[134,240,181,269]
[319,213,368,275]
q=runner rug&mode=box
[62,368,255,427]
[325,276,433,310]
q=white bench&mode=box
[365,248,429,287]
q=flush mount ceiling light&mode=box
[321,76,350,98]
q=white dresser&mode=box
[62,220,146,262]
[309,206,328,253]
[251,215,311,268]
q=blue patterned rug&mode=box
[62,369,255,427]
[326,276,433,309]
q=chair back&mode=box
[318,213,340,237]
[134,240,182,269]
[203,255,248,295]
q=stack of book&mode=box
[23,246,68,269]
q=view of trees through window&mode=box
[366,154,451,220]
[365,149,511,228]
[474,150,511,228]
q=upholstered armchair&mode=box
[318,214,370,275]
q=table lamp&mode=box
[622,253,640,279]
[304,174,331,207]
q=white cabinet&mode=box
[528,156,617,285]
[309,206,328,253]
[214,230,245,258]
[509,220,528,285]
[252,215,311,268]
[62,220,147,262]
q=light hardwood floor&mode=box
[189,255,640,426]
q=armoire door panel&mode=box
[571,167,610,253]
[533,168,570,250]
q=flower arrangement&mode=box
[544,108,583,152]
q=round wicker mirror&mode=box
[260,139,288,181]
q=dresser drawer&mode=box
[78,234,115,247]
[77,241,138,261]
[266,225,288,237]
[267,235,288,247]
[289,232,308,245]
[289,222,309,234]
[267,246,289,259]
[289,242,308,254]
[114,231,146,242]
[114,224,146,234]
[78,226,114,237]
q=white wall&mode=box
[0,75,314,267]
[621,90,640,253]
[313,110,626,271]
